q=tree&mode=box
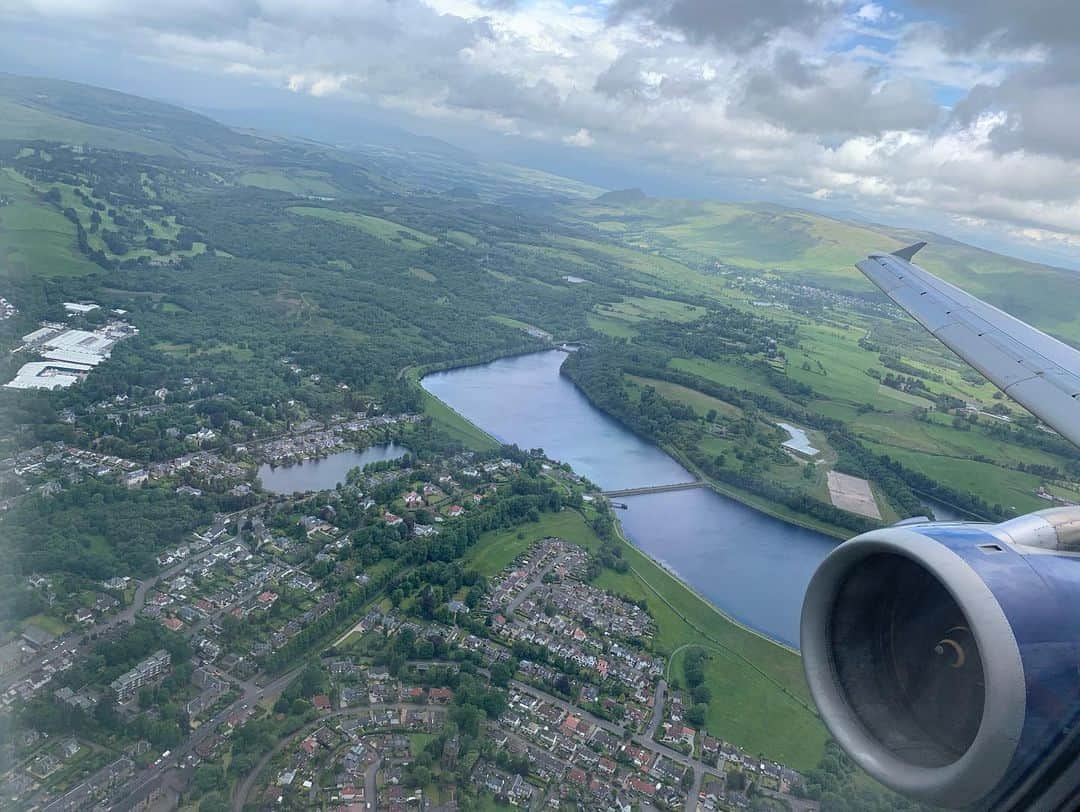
[686,704,707,726]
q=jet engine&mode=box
[801,508,1080,810]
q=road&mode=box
[504,553,570,616]
[231,703,437,812]
[508,678,708,812]
[644,679,667,740]
[110,666,303,812]
[2,536,240,692]
[364,758,382,812]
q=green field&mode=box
[463,509,598,576]
[289,206,436,250]
[876,384,934,408]
[0,168,100,278]
[585,313,638,338]
[0,98,178,156]
[567,195,1080,343]
[626,375,742,419]
[408,267,438,282]
[238,169,339,196]
[599,295,707,324]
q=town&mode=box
[0,418,815,811]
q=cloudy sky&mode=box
[3,0,1080,268]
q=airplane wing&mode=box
[856,243,1080,448]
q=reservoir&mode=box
[422,349,837,647]
[422,351,694,490]
[257,442,408,495]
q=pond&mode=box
[257,442,408,494]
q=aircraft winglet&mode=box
[891,241,927,261]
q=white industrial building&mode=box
[6,309,136,390]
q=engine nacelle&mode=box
[801,509,1080,810]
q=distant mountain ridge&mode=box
[0,72,256,160]
[594,187,648,204]
[0,73,602,202]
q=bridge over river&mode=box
[601,480,705,498]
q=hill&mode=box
[594,187,648,205]
[0,73,259,160]
[566,196,1080,344]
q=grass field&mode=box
[876,384,934,408]
[626,375,742,419]
[585,313,638,338]
[407,267,437,282]
[861,439,1066,515]
[489,315,550,338]
[0,168,100,278]
[289,206,436,250]
[600,295,707,324]
[23,614,70,636]
[463,509,599,576]
[238,169,339,196]
[0,98,178,156]
[568,195,1080,343]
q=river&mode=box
[422,349,838,648]
[257,442,408,495]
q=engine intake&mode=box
[802,513,1080,809]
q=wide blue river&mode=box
[422,349,838,647]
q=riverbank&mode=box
[402,364,502,450]
[557,355,855,541]
[414,347,850,537]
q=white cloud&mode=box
[563,127,594,147]
[855,3,883,23]
[4,0,1080,260]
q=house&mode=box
[74,607,95,624]
[123,469,148,488]
[383,512,403,527]
[626,776,657,797]
[256,591,278,608]
[429,687,454,704]
[162,617,184,632]
[312,694,331,711]
[403,491,423,508]
[662,722,696,749]
[447,505,464,518]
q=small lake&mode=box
[257,443,408,494]
[422,350,839,646]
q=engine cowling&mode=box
[801,509,1080,810]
